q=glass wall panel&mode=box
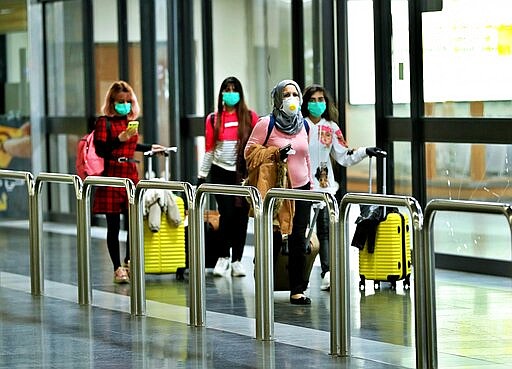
[345,1,376,191]
[426,142,512,202]
[127,0,142,107]
[45,1,85,117]
[45,0,85,213]
[433,212,511,261]
[1,6,30,219]
[212,0,292,116]
[391,0,410,117]
[422,0,512,118]
[394,141,412,196]
[303,0,322,87]
[155,0,170,147]
[347,0,374,106]
[93,0,118,115]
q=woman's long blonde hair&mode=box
[101,80,140,121]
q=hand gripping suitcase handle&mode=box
[144,147,177,180]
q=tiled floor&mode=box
[0,221,511,368]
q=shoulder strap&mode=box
[94,116,111,132]
[209,113,215,128]
[263,115,309,147]
[262,115,275,146]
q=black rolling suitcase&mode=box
[274,206,321,291]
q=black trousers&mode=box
[288,183,312,295]
[210,164,249,262]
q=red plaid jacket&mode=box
[92,115,144,214]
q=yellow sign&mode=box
[0,125,23,168]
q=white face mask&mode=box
[281,97,300,116]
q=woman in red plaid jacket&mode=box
[93,81,164,284]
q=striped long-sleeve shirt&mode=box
[198,109,258,177]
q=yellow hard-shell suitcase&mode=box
[358,152,412,290]
[358,211,411,290]
[143,148,186,274]
[144,192,186,274]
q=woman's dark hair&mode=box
[214,76,253,163]
[301,84,338,123]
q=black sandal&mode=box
[290,296,311,305]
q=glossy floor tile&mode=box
[0,221,511,368]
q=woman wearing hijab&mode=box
[244,79,313,305]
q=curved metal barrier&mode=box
[424,199,512,369]
[337,193,428,368]
[262,188,338,342]
[192,183,262,332]
[0,169,36,292]
[32,173,83,299]
[132,179,195,316]
[79,176,135,305]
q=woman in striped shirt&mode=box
[197,76,259,278]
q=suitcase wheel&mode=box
[403,275,411,290]
[176,267,186,281]
[374,281,380,290]
[359,276,366,291]
[390,281,397,290]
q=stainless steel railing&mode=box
[79,176,136,305]
[6,167,512,368]
[32,173,82,298]
[262,188,338,342]
[423,199,512,369]
[132,179,195,316]
[192,183,262,331]
[0,169,35,292]
[337,193,427,368]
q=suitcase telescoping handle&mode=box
[144,146,177,180]
[368,149,387,195]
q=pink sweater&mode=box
[245,115,312,189]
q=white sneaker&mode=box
[213,257,230,277]
[231,261,247,277]
[320,271,330,291]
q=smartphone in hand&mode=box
[127,121,139,130]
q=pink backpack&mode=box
[75,119,110,180]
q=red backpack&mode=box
[75,119,110,180]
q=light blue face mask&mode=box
[308,101,326,118]
[222,92,240,107]
[115,102,131,116]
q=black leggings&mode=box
[105,212,130,271]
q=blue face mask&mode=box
[115,102,131,116]
[308,101,326,118]
[222,92,240,107]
